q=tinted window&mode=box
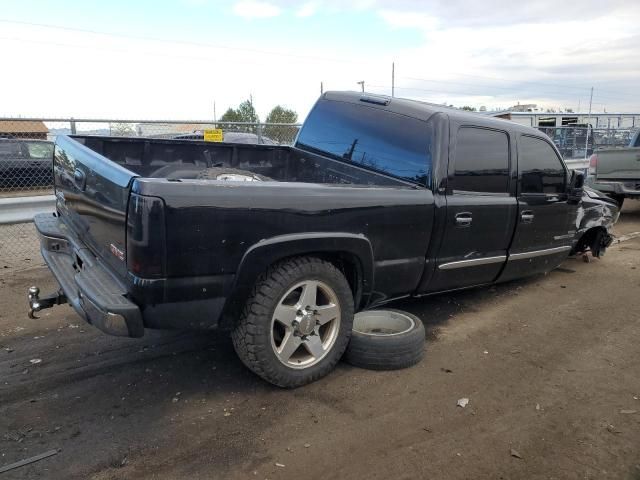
[296,100,432,186]
[519,136,566,194]
[0,140,24,158]
[451,127,509,194]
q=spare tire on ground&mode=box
[344,309,425,370]
[196,167,272,182]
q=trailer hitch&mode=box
[27,286,68,319]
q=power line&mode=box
[1,18,637,108]
[0,18,371,66]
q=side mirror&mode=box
[568,170,584,204]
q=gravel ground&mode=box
[0,201,638,480]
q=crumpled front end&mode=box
[572,187,620,257]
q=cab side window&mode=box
[518,136,566,194]
[450,127,510,194]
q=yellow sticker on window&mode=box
[203,129,224,142]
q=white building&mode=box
[486,111,640,129]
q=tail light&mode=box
[126,193,167,277]
[588,153,598,175]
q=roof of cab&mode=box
[321,91,542,137]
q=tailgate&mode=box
[596,147,640,181]
[53,135,137,277]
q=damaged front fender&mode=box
[572,187,620,257]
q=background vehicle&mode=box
[31,92,618,387]
[0,138,54,188]
[587,130,640,207]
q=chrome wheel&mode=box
[270,280,341,369]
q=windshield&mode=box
[296,100,432,187]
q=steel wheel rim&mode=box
[270,280,341,369]
[353,310,415,336]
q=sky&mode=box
[1,0,639,121]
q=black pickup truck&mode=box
[30,91,619,387]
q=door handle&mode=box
[73,168,86,191]
[521,210,535,223]
[455,212,472,227]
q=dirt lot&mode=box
[1,201,639,480]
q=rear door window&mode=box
[296,100,432,187]
[450,127,510,194]
[518,136,566,194]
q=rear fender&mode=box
[221,232,374,327]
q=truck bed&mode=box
[74,136,403,186]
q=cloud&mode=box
[232,1,281,19]
[296,2,318,17]
[2,0,639,118]
[377,9,439,30]
[243,0,640,27]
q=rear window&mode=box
[450,127,510,194]
[296,100,432,186]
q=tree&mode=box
[237,99,259,124]
[219,107,242,123]
[264,105,298,144]
[220,99,259,132]
[461,106,477,111]
[110,122,135,137]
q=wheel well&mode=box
[313,252,364,309]
[263,251,364,309]
[220,251,366,330]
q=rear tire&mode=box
[231,257,354,388]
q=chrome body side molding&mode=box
[508,245,572,261]
[438,255,507,270]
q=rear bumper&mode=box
[34,212,144,337]
[587,178,640,197]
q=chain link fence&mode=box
[538,125,638,160]
[0,118,301,194]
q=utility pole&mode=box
[213,100,217,124]
[584,87,593,159]
[357,80,365,93]
[320,81,323,95]
[391,62,395,98]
